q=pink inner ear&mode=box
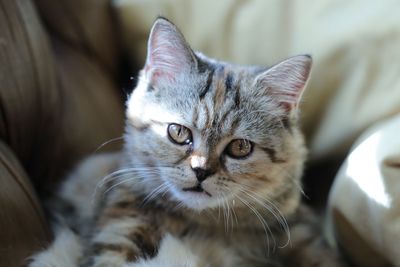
[145,64,175,83]
[280,101,295,112]
[145,20,194,84]
[258,56,311,112]
[146,44,179,82]
[277,89,303,112]
[279,89,302,110]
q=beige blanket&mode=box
[113,0,400,265]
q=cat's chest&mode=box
[151,212,277,267]
[102,192,281,266]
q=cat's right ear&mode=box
[144,17,197,86]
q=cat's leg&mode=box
[80,217,161,267]
[29,153,123,267]
[79,188,162,267]
[59,152,123,223]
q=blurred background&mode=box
[1,0,400,266]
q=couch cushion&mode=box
[327,114,400,267]
[34,0,121,75]
[0,141,51,267]
[0,0,60,188]
[0,0,125,191]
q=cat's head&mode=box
[124,17,311,215]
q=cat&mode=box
[29,17,345,267]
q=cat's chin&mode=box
[170,187,220,211]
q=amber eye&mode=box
[167,124,192,145]
[225,139,253,159]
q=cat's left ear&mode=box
[144,17,197,85]
[254,55,312,112]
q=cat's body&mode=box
[30,18,344,267]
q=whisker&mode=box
[239,184,290,228]
[224,187,239,231]
[220,195,227,233]
[141,182,170,206]
[103,177,141,195]
[93,172,160,200]
[236,183,291,248]
[231,199,239,227]
[217,196,222,222]
[161,181,174,197]
[174,201,186,211]
[225,197,232,232]
[97,167,164,188]
[236,194,273,255]
[94,175,161,203]
[93,136,124,153]
[241,189,290,248]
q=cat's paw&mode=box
[125,234,206,267]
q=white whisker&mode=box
[93,136,124,153]
[236,183,291,249]
[236,194,273,255]
[141,182,171,206]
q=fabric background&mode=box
[327,114,400,267]
[0,0,125,264]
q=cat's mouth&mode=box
[182,184,212,197]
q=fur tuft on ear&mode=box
[254,55,312,112]
[144,17,197,84]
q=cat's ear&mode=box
[144,17,197,84]
[254,55,312,112]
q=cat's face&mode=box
[124,18,311,215]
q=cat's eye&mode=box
[167,123,192,145]
[225,139,253,159]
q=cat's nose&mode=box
[190,155,207,169]
[191,167,215,183]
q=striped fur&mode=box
[29,17,345,267]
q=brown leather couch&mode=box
[0,0,126,265]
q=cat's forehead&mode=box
[156,62,282,142]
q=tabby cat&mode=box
[30,17,344,267]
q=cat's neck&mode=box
[137,192,281,233]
